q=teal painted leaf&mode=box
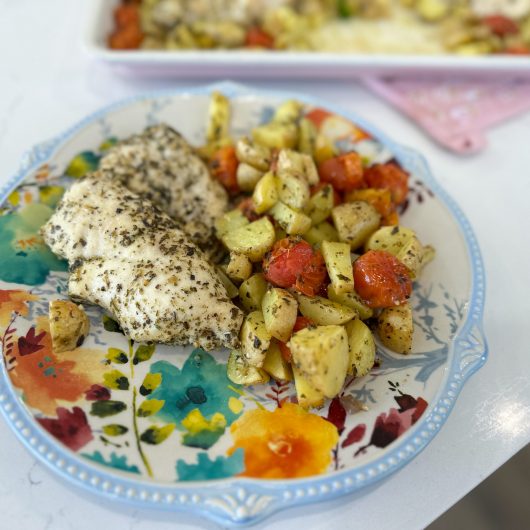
[82,451,139,474]
[65,151,100,178]
[176,449,244,481]
[90,400,127,417]
[139,372,161,396]
[140,424,175,445]
[102,424,128,436]
[133,343,156,365]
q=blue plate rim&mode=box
[0,81,488,527]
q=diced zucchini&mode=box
[262,288,298,342]
[296,294,356,325]
[225,252,253,283]
[206,91,230,143]
[252,172,279,214]
[292,363,325,409]
[277,173,310,211]
[263,340,293,382]
[239,273,268,312]
[236,163,264,192]
[215,209,249,238]
[273,99,303,124]
[240,311,272,367]
[215,267,239,299]
[290,325,349,398]
[345,319,375,377]
[305,184,334,225]
[269,201,311,235]
[332,201,381,250]
[327,284,373,320]
[222,217,275,262]
[252,122,298,150]
[227,350,270,386]
[298,117,317,155]
[276,149,319,185]
[235,137,271,171]
[377,303,413,355]
[321,241,354,294]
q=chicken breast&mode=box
[41,172,243,350]
[98,124,227,257]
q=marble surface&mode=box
[1,1,529,529]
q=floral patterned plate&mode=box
[0,82,487,527]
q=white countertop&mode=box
[1,1,529,529]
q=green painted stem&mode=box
[129,339,153,478]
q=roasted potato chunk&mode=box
[262,288,298,342]
[235,137,271,171]
[49,300,90,353]
[240,310,272,367]
[292,363,325,409]
[332,201,381,250]
[290,325,349,398]
[263,340,293,382]
[239,273,268,312]
[345,318,375,376]
[227,350,270,386]
[321,241,354,294]
[225,252,252,283]
[377,303,413,354]
[222,217,275,262]
[297,293,356,325]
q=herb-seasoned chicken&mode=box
[98,124,228,256]
[40,172,242,350]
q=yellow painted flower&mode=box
[181,408,227,449]
[227,403,338,479]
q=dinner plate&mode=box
[85,0,530,78]
[0,82,487,527]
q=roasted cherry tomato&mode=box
[318,152,364,192]
[483,15,519,36]
[109,3,143,49]
[503,45,530,55]
[310,181,342,206]
[209,146,239,194]
[305,108,332,128]
[245,27,275,48]
[278,316,314,363]
[353,250,412,308]
[237,197,260,221]
[263,237,327,297]
[364,162,409,206]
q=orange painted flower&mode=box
[9,316,106,415]
[227,403,338,479]
[0,289,38,326]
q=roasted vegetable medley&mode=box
[109,0,530,55]
[204,92,435,408]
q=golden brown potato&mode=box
[377,303,413,354]
[49,300,90,353]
